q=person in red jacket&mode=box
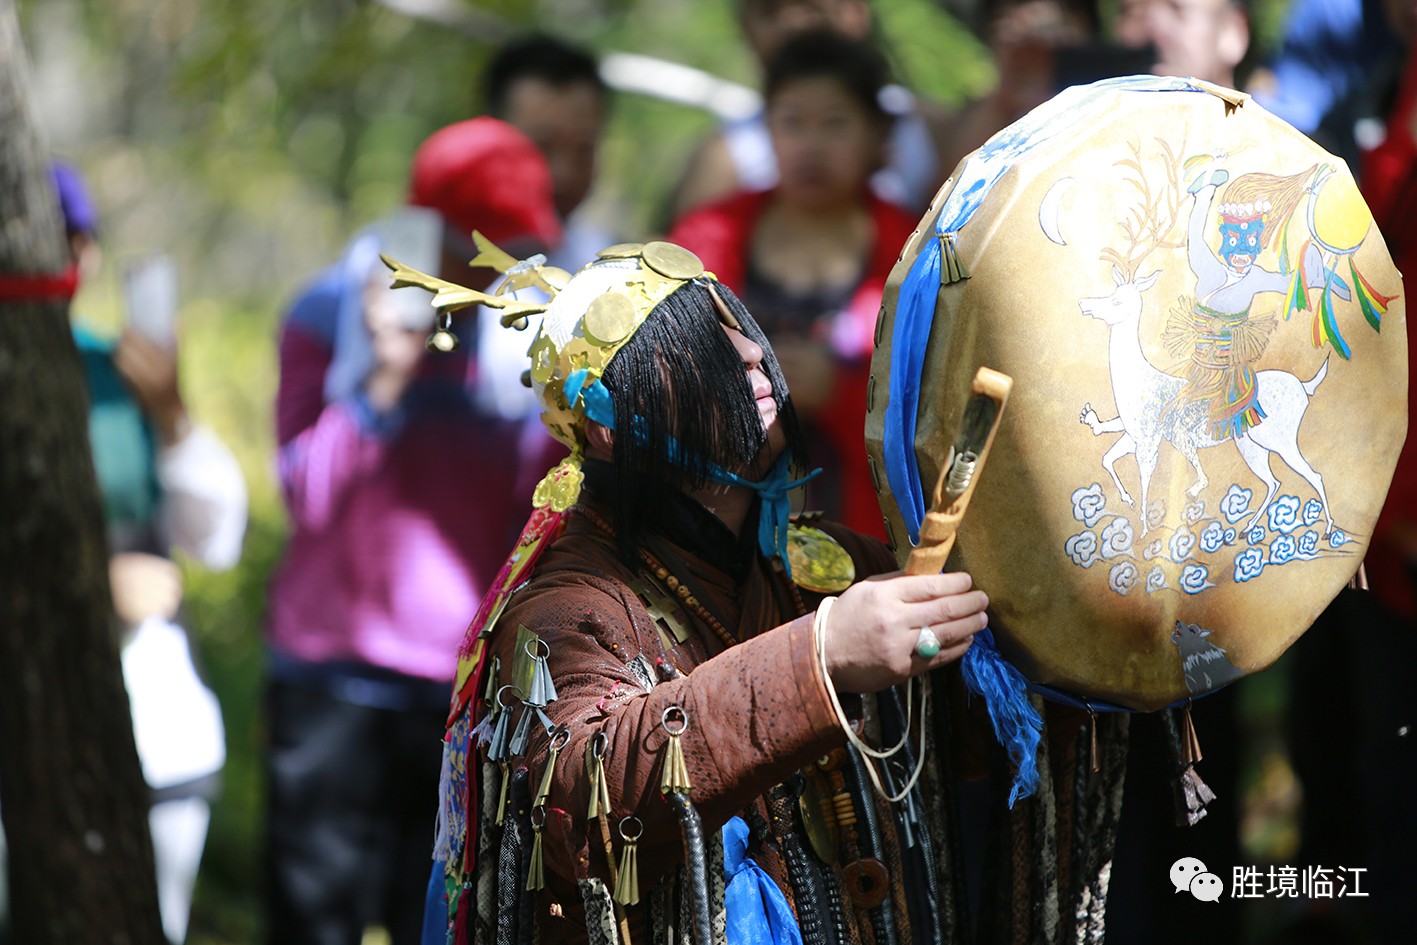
[670,30,915,539]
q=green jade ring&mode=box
[915,627,942,659]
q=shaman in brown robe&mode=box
[465,464,956,945]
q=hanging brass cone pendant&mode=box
[587,742,611,820]
[534,749,559,808]
[660,733,692,795]
[488,705,513,763]
[508,704,535,758]
[613,840,639,906]
[495,763,511,825]
[938,232,970,285]
[528,655,557,707]
[526,828,545,891]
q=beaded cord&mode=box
[577,505,745,651]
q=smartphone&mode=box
[122,254,179,348]
[361,207,442,331]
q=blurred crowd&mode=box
[3,0,1415,943]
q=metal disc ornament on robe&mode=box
[866,76,1407,711]
[786,524,856,593]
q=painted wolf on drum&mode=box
[868,75,1406,713]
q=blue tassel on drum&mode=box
[961,628,1042,807]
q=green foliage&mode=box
[874,0,993,104]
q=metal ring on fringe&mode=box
[589,731,608,759]
[661,705,689,736]
[530,805,547,829]
[618,815,643,842]
[526,638,551,660]
[495,684,521,708]
[549,727,571,751]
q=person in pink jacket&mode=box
[264,118,561,945]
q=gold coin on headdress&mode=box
[596,243,645,259]
[540,267,573,292]
[584,289,639,346]
[786,524,856,593]
[641,241,704,280]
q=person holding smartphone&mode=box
[51,161,248,944]
[264,118,562,945]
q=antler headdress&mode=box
[392,231,755,621]
[383,232,714,449]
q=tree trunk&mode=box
[0,2,165,942]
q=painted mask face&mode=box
[1218,218,1263,273]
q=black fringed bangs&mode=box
[597,278,809,564]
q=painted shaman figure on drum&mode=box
[1067,140,1398,599]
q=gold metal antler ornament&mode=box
[385,233,712,456]
[467,232,573,299]
[380,253,548,322]
[381,227,562,347]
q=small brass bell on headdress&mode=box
[426,311,460,353]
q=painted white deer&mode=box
[1077,264,1334,537]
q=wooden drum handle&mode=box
[904,366,1013,577]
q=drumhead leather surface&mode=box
[866,76,1407,711]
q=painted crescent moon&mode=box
[1039,177,1075,246]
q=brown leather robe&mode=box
[478,498,896,944]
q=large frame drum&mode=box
[867,76,1407,711]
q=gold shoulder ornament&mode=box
[786,523,855,593]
